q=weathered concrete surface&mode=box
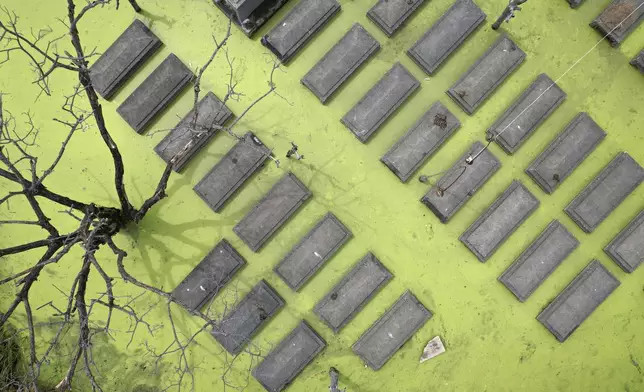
[590,0,644,46]
[367,0,426,37]
[604,210,644,273]
[564,152,644,233]
[631,49,644,73]
[421,141,501,222]
[274,213,352,291]
[301,24,380,103]
[381,101,460,182]
[407,0,485,75]
[234,173,311,252]
[499,220,579,302]
[226,0,265,21]
[352,291,431,370]
[537,260,620,342]
[89,20,161,100]
[460,180,539,262]
[214,0,290,37]
[154,92,233,172]
[487,74,566,154]
[261,0,340,63]
[568,0,586,8]
[171,239,246,311]
[194,132,270,213]
[252,321,325,392]
[446,35,526,115]
[212,279,285,355]
[116,54,193,134]
[526,112,606,194]
[314,253,392,333]
[341,62,419,143]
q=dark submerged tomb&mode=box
[341,62,419,143]
[367,0,426,37]
[89,20,161,100]
[274,213,352,291]
[213,0,291,37]
[564,152,644,233]
[589,0,644,47]
[537,260,619,342]
[526,113,606,194]
[499,220,579,302]
[261,0,340,63]
[154,92,233,172]
[234,173,311,252]
[604,210,644,273]
[567,0,586,8]
[460,180,539,262]
[352,291,431,370]
[252,321,326,392]
[631,49,644,74]
[487,74,566,154]
[381,101,460,182]
[194,132,270,213]
[314,253,393,333]
[171,239,246,311]
[446,35,526,115]
[301,24,380,104]
[421,141,501,223]
[117,54,193,134]
[407,0,486,75]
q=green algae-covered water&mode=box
[1,0,643,391]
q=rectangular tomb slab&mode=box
[499,220,579,302]
[194,132,270,213]
[301,24,380,104]
[421,141,501,223]
[341,62,419,143]
[352,291,431,370]
[171,239,246,311]
[367,0,426,37]
[526,113,606,194]
[274,213,352,291]
[590,0,644,47]
[631,49,644,74]
[212,279,285,355]
[154,92,233,172]
[261,0,340,63]
[537,260,620,342]
[382,101,461,182]
[314,253,393,333]
[234,173,311,252]
[214,0,290,37]
[604,210,644,273]
[252,321,325,392]
[407,0,486,75]
[460,180,540,262]
[89,20,161,100]
[447,35,526,115]
[117,54,193,134]
[564,152,644,233]
[487,74,566,154]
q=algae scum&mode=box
[0,0,643,391]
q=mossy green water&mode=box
[1,0,643,391]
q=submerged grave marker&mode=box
[631,49,644,74]
[537,260,620,342]
[366,0,426,37]
[214,0,291,37]
[564,152,644,233]
[590,0,644,47]
[604,210,644,273]
[341,62,419,143]
[89,20,161,100]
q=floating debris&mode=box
[420,336,445,363]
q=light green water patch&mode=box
[1,0,643,391]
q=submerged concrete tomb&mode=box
[590,0,644,47]
[252,321,326,392]
[341,62,419,143]
[274,213,352,291]
[631,49,644,74]
[352,291,432,370]
[89,20,161,100]
[564,152,644,233]
[367,0,426,37]
[499,220,579,302]
[526,112,606,194]
[604,210,644,273]
[214,0,291,37]
[301,23,380,103]
[314,253,393,333]
[537,260,620,342]
[407,0,486,75]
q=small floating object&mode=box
[420,336,445,363]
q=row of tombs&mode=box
[88,0,644,390]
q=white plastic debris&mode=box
[420,336,445,363]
